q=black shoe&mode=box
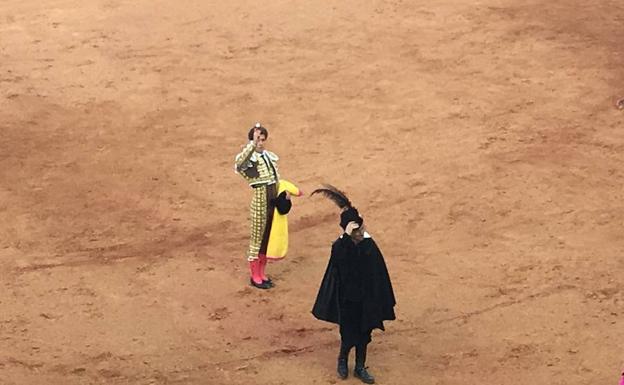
[262,278,274,287]
[354,367,375,384]
[250,278,271,289]
[337,357,348,379]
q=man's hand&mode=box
[345,221,359,236]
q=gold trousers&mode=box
[247,183,277,261]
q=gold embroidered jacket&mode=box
[234,142,280,187]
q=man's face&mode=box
[351,225,365,244]
[255,134,267,152]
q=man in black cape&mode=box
[311,185,396,384]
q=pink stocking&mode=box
[258,253,268,281]
[249,260,263,284]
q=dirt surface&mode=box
[1,1,623,384]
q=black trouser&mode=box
[339,341,369,369]
[338,300,372,368]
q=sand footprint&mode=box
[209,307,231,321]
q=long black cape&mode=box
[311,236,396,331]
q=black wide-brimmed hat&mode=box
[311,184,363,230]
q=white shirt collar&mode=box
[250,150,278,162]
[340,231,372,239]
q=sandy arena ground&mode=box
[1,1,623,384]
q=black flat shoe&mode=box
[337,357,348,379]
[354,367,375,384]
[262,278,274,287]
[250,279,271,289]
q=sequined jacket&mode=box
[234,142,280,187]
